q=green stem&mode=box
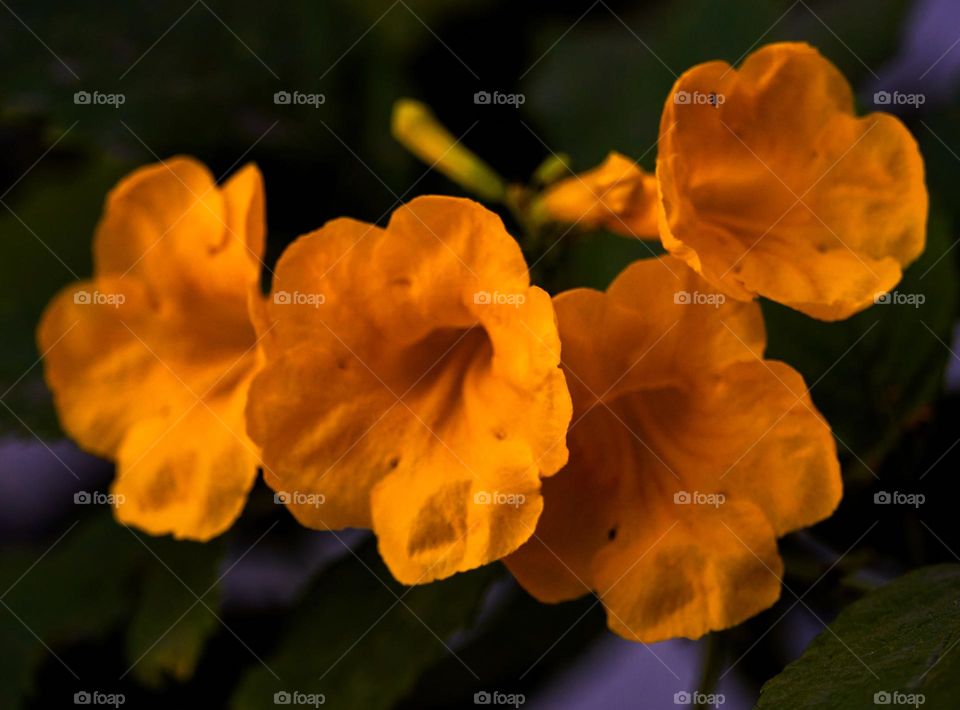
[694,632,723,710]
[503,183,546,252]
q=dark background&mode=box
[3,1,960,708]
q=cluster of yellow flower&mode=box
[38,43,926,643]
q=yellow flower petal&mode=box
[657,42,927,320]
[37,158,265,539]
[594,499,783,643]
[506,256,841,641]
[538,152,658,238]
[112,372,260,541]
[555,256,764,408]
[247,196,572,584]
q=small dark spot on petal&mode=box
[387,456,400,470]
[493,428,507,441]
[336,358,349,370]
[607,526,618,541]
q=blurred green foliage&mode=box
[125,535,225,687]
[0,514,225,707]
[232,543,496,710]
[3,0,960,708]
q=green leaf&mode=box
[0,513,142,710]
[763,209,959,479]
[231,543,497,710]
[756,564,960,709]
[125,537,225,687]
